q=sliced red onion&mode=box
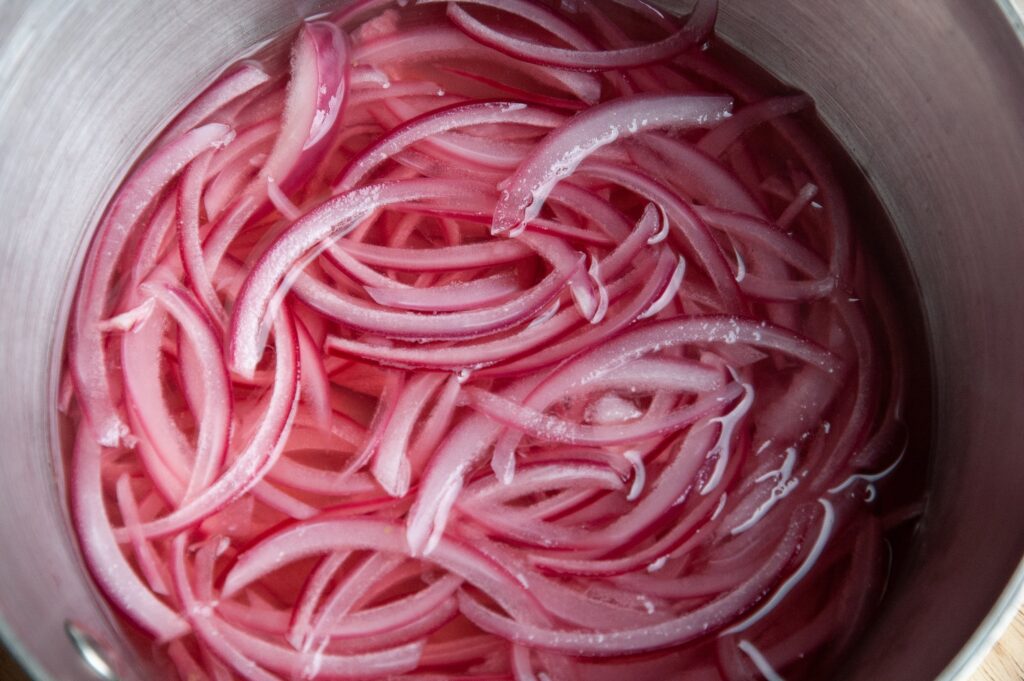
[336,238,533,271]
[329,575,463,639]
[141,283,232,502]
[463,382,739,446]
[443,0,716,71]
[477,253,675,379]
[457,506,806,656]
[130,193,179,289]
[293,259,576,341]
[222,518,543,621]
[365,271,521,312]
[299,553,404,653]
[461,462,626,506]
[162,62,270,142]
[578,158,745,312]
[697,95,812,157]
[700,375,755,494]
[178,151,229,327]
[72,428,190,641]
[637,255,686,319]
[72,123,234,447]
[335,100,563,192]
[492,94,733,236]
[295,317,333,430]
[120,301,193,502]
[258,21,349,190]
[265,177,302,221]
[229,179,495,378]
[114,475,171,596]
[338,368,405,485]
[125,311,298,539]
[303,23,350,150]
[287,550,351,649]
[372,372,447,496]
[97,298,156,334]
[777,182,820,229]
[435,66,588,111]
[376,97,558,170]
[353,25,602,104]
[723,499,836,635]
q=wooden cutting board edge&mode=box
[972,603,1024,681]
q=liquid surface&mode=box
[60,1,927,679]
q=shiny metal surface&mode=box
[0,1,1022,680]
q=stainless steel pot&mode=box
[1,1,1023,679]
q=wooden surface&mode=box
[973,604,1024,681]
[1,607,1023,679]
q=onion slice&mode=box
[492,94,733,236]
[444,0,717,72]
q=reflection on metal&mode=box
[64,622,118,681]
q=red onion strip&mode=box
[72,123,233,447]
[123,311,299,539]
[443,0,717,71]
[492,94,733,236]
[72,428,190,641]
[141,283,232,502]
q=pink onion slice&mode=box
[462,382,740,446]
[72,123,234,447]
[295,317,333,430]
[323,260,652,373]
[140,282,232,503]
[372,372,447,496]
[335,100,563,192]
[169,536,278,681]
[258,21,349,189]
[130,192,179,289]
[444,0,716,72]
[336,238,533,271]
[365,271,521,312]
[457,507,808,656]
[114,475,171,596]
[222,518,543,621]
[435,66,589,111]
[578,158,745,312]
[303,22,350,150]
[336,368,406,485]
[697,94,813,158]
[72,427,190,642]
[125,311,299,539]
[492,94,733,236]
[331,575,463,639]
[298,553,404,652]
[229,179,496,378]
[474,254,680,379]
[178,151,229,326]
[352,25,602,105]
[162,62,270,143]
[461,462,627,506]
[120,301,192,504]
[292,259,576,342]
[421,0,602,50]
[287,550,351,649]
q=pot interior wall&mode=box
[0,1,1022,679]
[713,1,1024,679]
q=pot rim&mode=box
[1,1,1024,680]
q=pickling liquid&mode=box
[60,1,930,679]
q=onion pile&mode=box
[63,0,917,679]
